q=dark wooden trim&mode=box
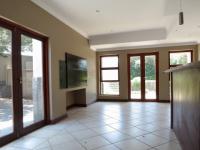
[98,99,129,102]
[170,72,173,129]
[127,52,159,101]
[50,113,68,124]
[169,50,193,67]
[66,104,87,110]
[21,121,46,135]
[141,55,145,100]
[99,55,120,95]
[157,100,170,103]
[0,17,47,40]
[100,80,119,82]
[17,30,50,131]
[168,50,193,80]
[101,67,119,70]
[43,40,50,124]
[0,134,16,147]
[66,100,97,110]
[97,99,169,102]
[0,17,50,146]
[156,52,159,101]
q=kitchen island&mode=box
[165,62,200,150]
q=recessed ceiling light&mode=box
[96,10,100,13]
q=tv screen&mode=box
[65,53,87,88]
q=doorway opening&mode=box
[0,18,49,146]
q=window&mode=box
[169,50,193,67]
[100,56,119,95]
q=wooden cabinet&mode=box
[166,62,200,150]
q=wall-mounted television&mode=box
[65,53,87,88]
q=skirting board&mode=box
[97,99,170,103]
[50,113,68,124]
[66,100,97,110]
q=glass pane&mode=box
[0,26,13,137]
[102,69,118,81]
[130,56,141,99]
[21,35,44,127]
[170,52,191,65]
[145,55,156,99]
[101,56,118,68]
[101,82,119,95]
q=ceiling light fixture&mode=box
[179,0,184,25]
[96,10,100,13]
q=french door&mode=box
[128,52,159,101]
[0,18,49,146]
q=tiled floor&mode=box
[0,102,182,150]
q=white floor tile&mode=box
[0,147,29,150]
[51,140,85,150]
[48,132,74,145]
[136,134,169,147]
[102,131,131,143]
[80,136,110,150]
[118,127,149,137]
[152,129,177,140]
[9,136,46,149]
[1,102,181,150]
[34,141,51,150]
[91,126,116,134]
[71,129,98,140]
[155,141,182,150]
[95,145,120,150]
[115,139,151,150]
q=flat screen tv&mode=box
[65,53,87,88]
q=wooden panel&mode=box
[173,69,200,150]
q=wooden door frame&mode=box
[127,52,159,101]
[0,17,50,147]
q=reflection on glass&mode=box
[145,55,156,99]
[130,56,141,99]
[102,69,118,81]
[101,82,119,95]
[21,35,44,127]
[0,27,13,137]
[101,56,118,68]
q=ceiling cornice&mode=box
[94,41,198,51]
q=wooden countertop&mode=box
[165,61,200,73]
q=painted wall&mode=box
[0,0,96,119]
[97,45,198,101]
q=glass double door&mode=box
[0,22,47,146]
[128,53,158,101]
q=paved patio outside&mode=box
[0,98,33,137]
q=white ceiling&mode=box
[32,0,200,51]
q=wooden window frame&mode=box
[169,50,193,68]
[100,55,120,96]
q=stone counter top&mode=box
[164,61,200,73]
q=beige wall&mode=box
[97,45,198,101]
[0,0,96,119]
